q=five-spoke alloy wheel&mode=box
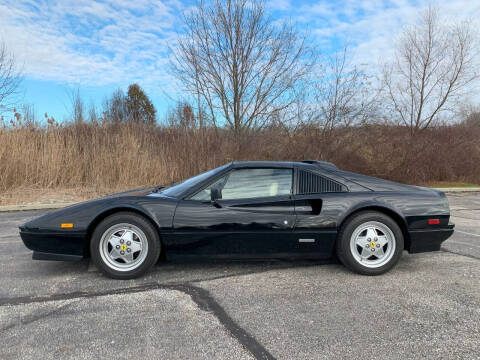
[91,212,161,279]
[337,211,403,275]
[99,224,149,272]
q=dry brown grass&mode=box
[1,121,479,205]
[0,187,107,206]
[425,181,480,188]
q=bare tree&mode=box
[301,46,378,134]
[382,6,478,133]
[20,104,38,128]
[102,89,127,124]
[172,0,312,139]
[460,104,480,127]
[0,41,22,112]
[88,101,99,123]
[67,87,85,124]
[167,101,198,129]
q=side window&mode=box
[221,168,292,200]
[190,176,227,201]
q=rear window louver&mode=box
[297,170,345,194]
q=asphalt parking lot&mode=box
[0,193,479,360]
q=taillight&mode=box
[428,219,440,225]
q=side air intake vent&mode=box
[297,170,345,194]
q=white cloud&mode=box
[289,0,480,68]
[266,0,292,11]
[0,0,478,95]
[0,0,182,90]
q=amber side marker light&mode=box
[428,219,440,225]
[61,223,74,228]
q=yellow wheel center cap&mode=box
[370,242,376,248]
[120,244,127,251]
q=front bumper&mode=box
[407,223,455,253]
[19,228,87,260]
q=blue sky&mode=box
[0,0,479,122]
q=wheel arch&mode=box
[84,206,163,258]
[338,205,411,250]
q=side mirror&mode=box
[210,186,222,202]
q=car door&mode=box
[292,167,349,257]
[170,167,297,258]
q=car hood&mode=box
[102,186,156,199]
[19,186,176,232]
[21,187,155,225]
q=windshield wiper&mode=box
[151,185,165,193]
[151,180,179,193]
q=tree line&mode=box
[1,1,479,136]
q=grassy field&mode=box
[427,181,480,188]
[1,121,479,205]
[0,187,110,206]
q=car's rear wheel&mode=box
[90,212,161,279]
[336,211,404,275]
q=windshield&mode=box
[160,164,229,198]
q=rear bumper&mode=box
[19,229,87,259]
[407,224,454,253]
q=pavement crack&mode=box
[0,301,75,333]
[441,247,480,260]
[0,260,334,308]
[0,281,276,360]
[174,283,277,360]
[0,283,163,307]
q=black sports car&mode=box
[19,160,454,279]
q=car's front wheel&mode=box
[336,211,404,275]
[90,212,161,279]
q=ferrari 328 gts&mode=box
[19,161,454,279]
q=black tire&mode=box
[90,212,161,279]
[336,211,404,275]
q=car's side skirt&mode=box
[33,251,84,261]
[166,252,333,261]
[163,230,337,259]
